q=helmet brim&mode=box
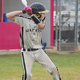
[39,10,49,13]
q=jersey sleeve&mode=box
[14,16,23,27]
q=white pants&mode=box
[21,49,61,80]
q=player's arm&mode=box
[6,6,32,21]
[31,14,45,29]
[6,10,23,21]
[37,21,45,29]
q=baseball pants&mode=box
[21,48,61,80]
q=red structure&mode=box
[0,0,3,22]
[50,0,54,46]
[0,0,21,50]
[0,22,21,50]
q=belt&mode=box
[27,48,38,51]
[22,48,38,51]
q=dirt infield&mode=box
[0,46,79,55]
[0,49,21,55]
[0,47,58,55]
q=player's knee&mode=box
[50,67,57,75]
[50,67,61,80]
[27,73,32,80]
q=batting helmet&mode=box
[30,2,49,18]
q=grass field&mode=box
[0,52,80,80]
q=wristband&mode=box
[31,15,41,24]
[22,10,26,14]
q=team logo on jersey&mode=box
[26,28,41,32]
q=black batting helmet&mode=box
[30,2,49,14]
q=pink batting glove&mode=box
[23,6,32,16]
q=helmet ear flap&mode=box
[34,13,41,18]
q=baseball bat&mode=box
[21,0,27,6]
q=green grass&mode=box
[0,52,80,80]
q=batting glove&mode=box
[22,6,32,16]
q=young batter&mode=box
[6,2,61,80]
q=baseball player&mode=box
[6,2,61,80]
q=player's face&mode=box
[39,13,45,20]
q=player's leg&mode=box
[21,51,27,80]
[21,51,34,80]
[36,49,61,80]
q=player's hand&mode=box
[22,6,32,16]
